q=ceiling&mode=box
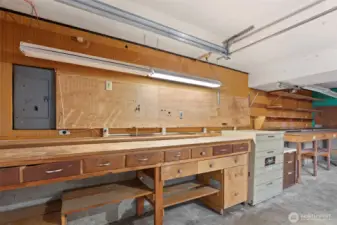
[2,0,337,90]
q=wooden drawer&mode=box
[224,165,248,208]
[83,154,125,173]
[161,162,197,181]
[23,161,81,183]
[233,143,249,153]
[283,170,296,189]
[0,167,21,187]
[191,147,212,159]
[284,152,296,162]
[198,154,248,174]
[284,152,296,172]
[126,152,163,167]
[165,149,190,162]
[256,133,283,141]
[213,144,232,156]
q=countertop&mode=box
[0,136,251,167]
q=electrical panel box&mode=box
[13,65,56,130]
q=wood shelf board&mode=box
[62,179,152,215]
[266,115,313,120]
[163,185,219,208]
[266,105,322,113]
[164,181,203,194]
[269,91,323,101]
[0,201,61,224]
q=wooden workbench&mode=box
[284,131,337,182]
[0,135,251,225]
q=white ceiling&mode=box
[2,0,337,90]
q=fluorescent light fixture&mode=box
[150,69,221,88]
[303,85,337,98]
[20,42,222,88]
[54,0,229,57]
[20,42,151,76]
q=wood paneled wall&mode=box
[249,89,313,129]
[0,11,249,139]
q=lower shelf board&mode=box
[163,184,219,208]
[62,179,152,215]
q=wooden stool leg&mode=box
[61,214,67,225]
[154,167,163,225]
[136,197,145,216]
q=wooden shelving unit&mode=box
[269,91,323,101]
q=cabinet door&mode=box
[224,165,248,208]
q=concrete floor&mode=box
[115,162,337,225]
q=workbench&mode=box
[284,131,337,182]
[0,135,251,225]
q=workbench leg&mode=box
[154,167,163,225]
[61,214,67,225]
[297,143,302,183]
[136,197,145,216]
[327,139,331,170]
[313,141,318,177]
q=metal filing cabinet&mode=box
[221,131,285,205]
[248,132,284,205]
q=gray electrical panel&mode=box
[13,65,56,129]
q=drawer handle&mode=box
[174,153,181,157]
[234,192,239,196]
[138,158,149,161]
[177,169,182,174]
[268,136,275,138]
[200,152,206,156]
[267,151,274,154]
[287,161,293,164]
[209,163,213,168]
[219,149,229,152]
[288,172,293,175]
[45,169,63,174]
[98,162,111,167]
[266,182,273,186]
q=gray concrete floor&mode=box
[115,162,337,225]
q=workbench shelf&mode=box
[269,91,323,101]
[163,181,219,208]
[61,179,152,215]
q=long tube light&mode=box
[54,0,229,57]
[20,42,151,76]
[150,69,221,88]
[20,42,222,88]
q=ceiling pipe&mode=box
[231,5,337,55]
[232,0,327,45]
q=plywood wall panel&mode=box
[56,71,250,128]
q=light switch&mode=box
[105,81,112,91]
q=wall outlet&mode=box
[105,81,113,91]
[179,111,183,119]
[59,130,71,135]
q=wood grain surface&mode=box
[0,136,251,167]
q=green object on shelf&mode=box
[312,88,337,127]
